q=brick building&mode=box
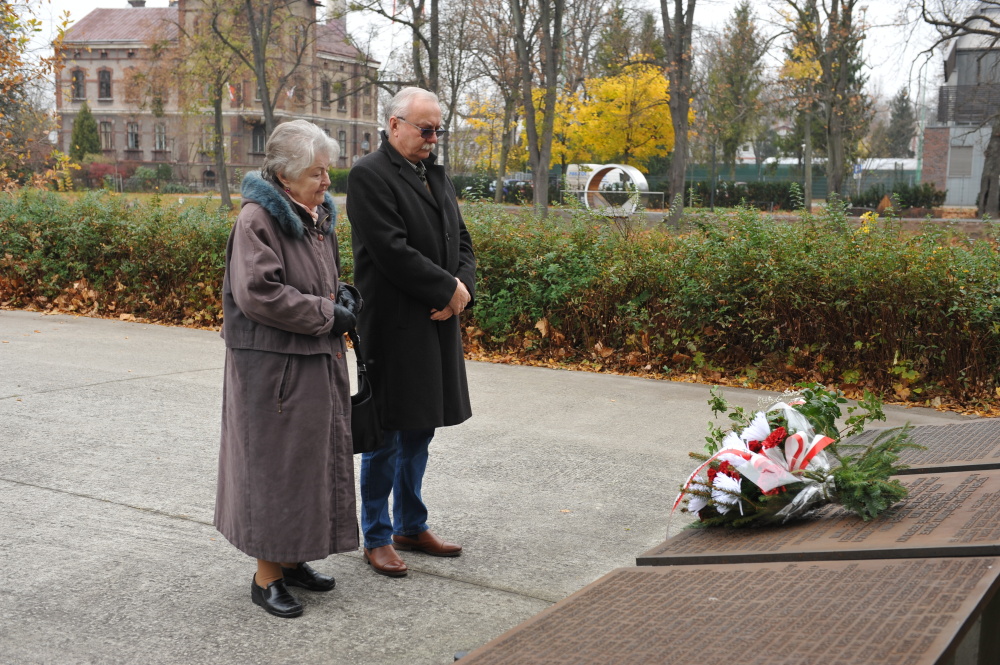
[55,0,379,188]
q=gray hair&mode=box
[384,87,441,127]
[260,120,339,185]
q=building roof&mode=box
[65,9,376,66]
[63,8,178,45]
[317,18,373,63]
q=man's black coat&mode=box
[346,132,476,430]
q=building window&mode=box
[98,70,112,99]
[949,146,974,177]
[338,130,347,157]
[321,80,331,107]
[71,70,85,100]
[200,125,214,153]
[251,125,266,153]
[335,82,346,112]
[127,122,140,150]
[154,123,167,151]
[363,132,371,154]
[99,121,114,150]
[203,170,216,188]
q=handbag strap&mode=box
[347,328,367,380]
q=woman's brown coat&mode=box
[214,172,358,562]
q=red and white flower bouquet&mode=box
[674,383,920,528]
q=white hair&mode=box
[384,87,442,127]
[260,120,339,184]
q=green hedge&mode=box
[684,180,802,210]
[0,190,230,326]
[852,182,947,209]
[2,189,998,409]
[458,201,1000,408]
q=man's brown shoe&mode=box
[392,530,462,557]
[363,545,408,577]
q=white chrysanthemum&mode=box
[685,479,711,513]
[722,431,748,453]
[711,473,742,514]
[741,411,772,443]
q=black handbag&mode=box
[348,329,385,454]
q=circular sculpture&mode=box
[583,164,649,216]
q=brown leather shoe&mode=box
[363,545,408,577]
[392,530,462,557]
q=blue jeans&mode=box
[360,428,434,549]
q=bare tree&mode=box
[209,0,320,135]
[910,0,1000,216]
[783,0,870,197]
[173,1,245,208]
[437,0,480,171]
[468,0,522,201]
[350,0,439,92]
[512,0,565,214]
[660,0,697,220]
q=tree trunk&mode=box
[213,93,232,210]
[826,101,846,197]
[495,100,514,204]
[803,104,812,211]
[661,0,696,224]
[245,0,275,134]
[978,121,1000,218]
[512,0,564,216]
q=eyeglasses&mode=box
[397,117,448,139]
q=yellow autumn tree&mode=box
[572,63,674,168]
[466,98,527,173]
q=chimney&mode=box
[128,0,146,7]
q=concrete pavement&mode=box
[0,310,975,665]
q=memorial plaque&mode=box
[844,419,1000,474]
[458,558,1000,665]
[639,470,1000,566]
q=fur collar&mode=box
[240,171,336,238]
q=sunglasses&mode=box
[397,117,448,139]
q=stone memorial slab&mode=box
[458,558,1000,665]
[639,470,1000,566]
[845,419,1000,474]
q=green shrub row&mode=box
[458,201,999,408]
[1,189,997,409]
[852,181,948,210]
[684,180,802,210]
[0,190,230,326]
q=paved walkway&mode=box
[0,310,974,665]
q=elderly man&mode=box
[346,87,476,577]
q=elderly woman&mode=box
[215,120,360,619]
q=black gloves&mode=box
[331,283,362,336]
[337,283,363,316]
[331,303,356,336]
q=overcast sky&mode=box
[33,0,942,100]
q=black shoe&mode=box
[250,578,303,618]
[281,562,336,592]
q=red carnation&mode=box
[763,486,787,496]
[761,427,787,450]
[707,467,718,482]
[748,440,763,453]
[718,461,741,480]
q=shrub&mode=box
[329,168,350,193]
[459,201,1000,409]
[852,181,947,210]
[1,190,997,410]
[0,189,231,326]
[684,180,801,210]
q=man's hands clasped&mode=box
[430,278,470,321]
